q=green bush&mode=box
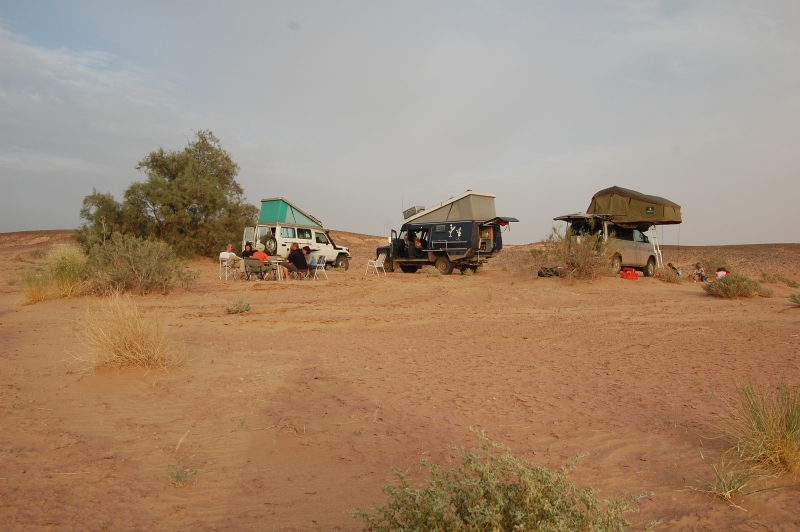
[45,245,87,298]
[790,293,800,306]
[349,430,636,531]
[544,223,614,281]
[657,268,682,284]
[87,232,198,295]
[225,298,251,314]
[761,272,800,289]
[725,378,800,473]
[703,274,772,298]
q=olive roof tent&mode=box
[586,186,682,225]
[404,191,497,224]
[258,198,322,227]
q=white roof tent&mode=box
[404,191,499,224]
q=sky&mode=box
[1,1,799,246]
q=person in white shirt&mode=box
[219,244,245,276]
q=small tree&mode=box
[76,130,258,257]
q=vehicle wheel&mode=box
[264,235,278,256]
[383,258,394,273]
[434,256,455,275]
[400,265,419,273]
[644,257,656,277]
[610,254,622,274]
[335,255,350,271]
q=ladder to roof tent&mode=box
[649,226,664,269]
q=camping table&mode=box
[270,258,284,281]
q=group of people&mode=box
[219,242,318,281]
[666,262,731,283]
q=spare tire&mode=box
[263,235,278,256]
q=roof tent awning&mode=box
[586,186,682,225]
[404,190,498,224]
[258,198,322,227]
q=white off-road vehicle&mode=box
[242,198,352,270]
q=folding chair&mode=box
[365,252,387,276]
[312,256,328,280]
[219,257,237,280]
[243,258,263,281]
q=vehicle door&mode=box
[242,226,255,253]
[278,226,296,257]
[296,228,313,252]
[610,226,636,266]
[632,229,648,266]
[313,230,335,262]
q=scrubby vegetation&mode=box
[424,266,442,277]
[700,255,730,275]
[20,245,87,303]
[790,293,800,306]
[726,378,800,474]
[349,430,637,532]
[702,273,772,298]
[86,233,198,295]
[73,294,182,372]
[225,298,251,314]
[761,272,800,289]
[75,130,257,257]
[540,224,615,280]
[657,268,682,284]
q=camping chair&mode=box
[312,255,328,280]
[365,252,387,276]
[243,258,263,281]
[219,256,237,280]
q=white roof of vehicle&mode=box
[404,190,496,224]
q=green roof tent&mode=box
[258,198,322,227]
[586,186,682,225]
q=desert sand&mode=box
[1,229,799,531]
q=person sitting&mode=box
[692,262,707,283]
[667,262,682,276]
[282,243,309,280]
[242,243,255,258]
[250,243,273,280]
[716,267,729,280]
[303,246,317,269]
[219,244,245,277]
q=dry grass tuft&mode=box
[73,294,181,372]
[761,272,800,289]
[424,266,442,277]
[790,293,800,307]
[703,274,772,298]
[20,271,51,303]
[225,298,251,314]
[46,245,86,298]
[725,378,800,474]
[658,268,682,284]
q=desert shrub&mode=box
[790,293,800,306]
[725,378,800,474]
[45,245,87,298]
[87,232,198,295]
[20,271,50,303]
[699,449,763,507]
[703,273,772,298]
[701,255,730,275]
[761,272,800,289]
[543,224,614,281]
[349,430,636,532]
[28,249,47,260]
[657,268,682,284]
[424,266,442,277]
[462,267,474,276]
[73,294,181,372]
[225,298,251,314]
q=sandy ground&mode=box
[1,230,799,531]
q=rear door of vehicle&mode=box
[242,226,255,253]
[632,229,648,266]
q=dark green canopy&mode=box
[586,186,682,225]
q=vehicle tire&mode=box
[400,265,419,273]
[435,256,455,275]
[334,255,350,271]
[610,254,622,274]
[644,257,656,277]
[383,258,394,273]
[264,235,278,256]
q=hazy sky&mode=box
[1,1,799,245]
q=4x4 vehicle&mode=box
[553,213,658,276]
[242,198,352,270]
[375,191,517,275]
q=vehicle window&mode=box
[280,227,295,238]
[256,226,270,240]
[612,227,633,241]
[434,224,446,233]
[297,228,312,239]
[315,232,329,245]
[633,230,645,243]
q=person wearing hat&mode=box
[250,243,273,280]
